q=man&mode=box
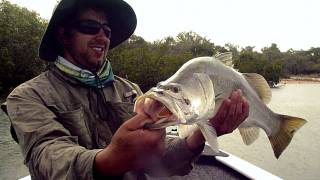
[5,0,249,179]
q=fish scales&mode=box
[134,53,306,158]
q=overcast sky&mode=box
[7,0,320,52]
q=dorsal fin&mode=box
[215,52,233,67]
[243,73,272,104]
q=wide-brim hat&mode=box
[39,0,137,61]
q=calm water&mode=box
[0,83,319,179]
[0,110,29,179]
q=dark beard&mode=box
[73,52,104,73]
[90,60,103,73]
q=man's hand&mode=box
[94,113,165,176]
[211,89,249,136]
[186,89,249,151]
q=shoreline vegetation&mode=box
[280,74,320,84]
[1,1,320,94]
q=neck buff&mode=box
[54,56,114,88]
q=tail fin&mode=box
[269,114,307,158]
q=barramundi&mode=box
[134,53,306,158]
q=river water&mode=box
[0,83,319,179]
[0,109,29,179]
[219,83,320,180]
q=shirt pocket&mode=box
[55,106,92,147]
[123,89,138,103]
[104,102,136,133]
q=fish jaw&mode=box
[133,86,202,130]
[136,73,216,129]
[143,91,188,125]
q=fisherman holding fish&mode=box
[4,0,249,179]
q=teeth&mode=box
[92,47,103,52]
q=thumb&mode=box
[133,96,145,114]
[123,113,153,131]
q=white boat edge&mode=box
[215,149,282,180]
[168,131,282,179]
[19,175,31,180]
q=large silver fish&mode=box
[134,53,306,158]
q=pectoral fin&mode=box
[178,124,198,138]
[193,73,214,100]
[239,127,260,145]
[269,114,307,158]
[197,121,228,157]
[193,73,215,118]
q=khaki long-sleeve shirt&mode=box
[6,65,203,180]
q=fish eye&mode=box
[157,91,164,95]
[172,86,179,93]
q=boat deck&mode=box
[149,146,249,180]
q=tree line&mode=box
[1,0,319,94]
[107,34,320,91]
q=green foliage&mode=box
[0,0,47,93]
[110,35,312,90]
[234,45,283,84]
[1,1,319,95]
[110,32,320,90]
[261,43,283,61]
[282,49,320,75]
[109,35,193,92]
[175,31,215,57]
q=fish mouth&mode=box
[140,92,188,129]
[138,73,216,130]
[141,91,206,130]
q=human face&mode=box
[61,9,110,72]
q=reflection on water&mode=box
[219,84,320,180]
[0,84,319,179]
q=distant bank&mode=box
[280,75,320,84]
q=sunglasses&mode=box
[72,20,111,39]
